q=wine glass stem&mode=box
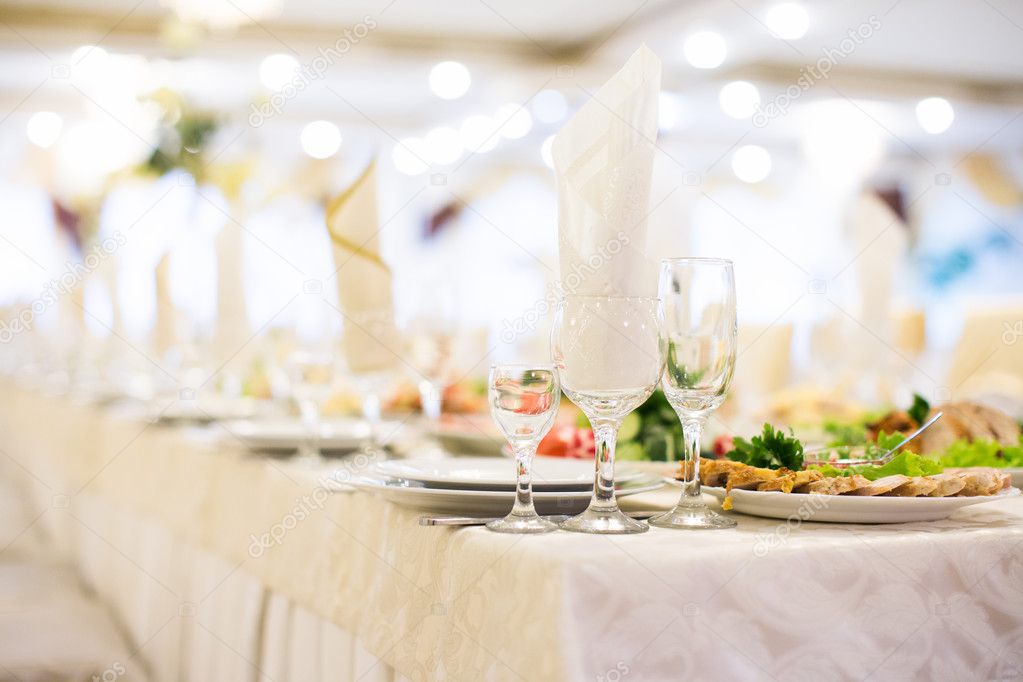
[362,391,382,452]
[299,399,320,459]
[511,445,538,516]
[590,420,620,510]
[680,417,704,502]
[419,381,442,423]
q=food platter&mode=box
[694,484,1020,523]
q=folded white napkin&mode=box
[552,44,661,297]
[153,252,178,358]
[213,221,251,365]
[849,192,907,331]
[326,161,401,373]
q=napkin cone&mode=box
[326,161,401,373]
[153,252,181,360]
[213,220,251,366]
[552,44,661,297]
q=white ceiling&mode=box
[0,0,1020,168]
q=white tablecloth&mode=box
[2,381,1022,681]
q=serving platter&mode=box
[695,484,1020,523]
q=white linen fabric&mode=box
[1,381,1022,681]
[552,45,661,298]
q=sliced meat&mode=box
[806,475,872,495]
[759,470,824,493]
[698,459,747,487]
[918,402,1022,454]
[725,466,781,490]
[884,477,939,497]
[845,474,912,496]
[926,473,967,497]
[917,405,973,454]
[867,410,919,451]
[954,469,1006,496]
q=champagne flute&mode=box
[649,258,738,530]
[486,365,561,534]
[551,296,666,534]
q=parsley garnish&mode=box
[728,423,804,470]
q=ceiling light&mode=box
[460,115,499,153]
[731,145,772,183]
[765,3,809,40]
[531,90,568,124]
[300,121,341,159]
[260,53,300,91]
[541,135,555,169]
[683,31,726,69]
[659,92,681,131]
[429,61,471,100]
[719,81,761,119]
[26,111,63,149]
[425,126,463,165]
[392,138,430,176]
[494,103,533,139]
[915,97,954,134]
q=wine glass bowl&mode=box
[650,258,738,530]
[551,296,666,534]
[285,350,337,464]
[486,364,561,534]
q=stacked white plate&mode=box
[220,418,393,453]
[350,456,663,514]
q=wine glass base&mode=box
[559,506,648,534]
[292,448,324,468]
[486,513,559,534]
[648,504,736,530]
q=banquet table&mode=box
[2,380,1023,681]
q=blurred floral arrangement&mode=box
[138,89,220,182]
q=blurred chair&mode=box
[0,558,142,681]
[734,323,793,407]
[893,307,927,357]
[948,299,1023,414]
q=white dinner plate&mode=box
[152,399,259,423]
[433,430,505,456]
[221,418,387,452]
[349,475,664,514]
[695,484,1020,523]
[370,456,645,490]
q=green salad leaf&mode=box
[938,436,1023,468]
[907,393,931,426]
[577,390,683,462]
[823,418,869,447]
[864,430,905,458]
[811,451,944,481]
[728,423,804,470]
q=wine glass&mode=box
[351,369,394,460]
[341,307,403,462]
[285,349,336,465]
[405,284,459,453]
[649,258,738,530]
[486,364,561,534]
[551,296,666,534]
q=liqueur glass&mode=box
[486,364,561,534]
